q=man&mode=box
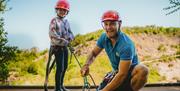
[80,10,149,91]
[48,0,74,91]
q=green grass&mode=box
[8,52,171,85]
[145,63,162,83]
[64,54,111,85]
[6,50,179,85]
[7,50,112,86]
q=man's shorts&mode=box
[98,65,136,91]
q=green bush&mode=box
[171,45,180,56]
[71,30,103,47]
[27,63,38,75]
[157,44,166,52]
[0,63,9,81]
[123,26,180,36]
[39,49,48,56]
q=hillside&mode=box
[72,26,180,83]
[4,26,180,86]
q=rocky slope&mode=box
[74,33,180,83]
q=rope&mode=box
[44,47,56,91]
[68,46,98,91]
[44,46,98,91]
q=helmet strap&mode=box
[118,20,122,31]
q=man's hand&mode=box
[80,64,89,77]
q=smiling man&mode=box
[80,10,149,91]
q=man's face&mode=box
[102,20,119,39]
[56,8,68,18]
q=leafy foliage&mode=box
[123,25,180,36]
[0,0,6,13]
[70,29,103,47]
[0,63,9,81]
[7,48,43,81]
[0,0,17,81]
[27,63,38,75]
[163,0,180,15]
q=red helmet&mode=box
[55,0,70,11]
[101,10,120,22]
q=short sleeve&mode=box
[120,44,134,60]
[96,33,106,49]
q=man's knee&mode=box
[141,64,149,77]
[131,64,149,88]
[133,64,149,77]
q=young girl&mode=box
[49,0,74,91]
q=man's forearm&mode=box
[85,51,96,66]
[103,73,127,91]
[103,61,131,91]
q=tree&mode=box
[0,0,17,83]
[163,0,180,15]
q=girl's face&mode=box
[56,8,68,18]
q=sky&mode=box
[3,0,180,50]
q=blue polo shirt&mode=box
[97,31,139,70]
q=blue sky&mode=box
[3,0,180,50]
